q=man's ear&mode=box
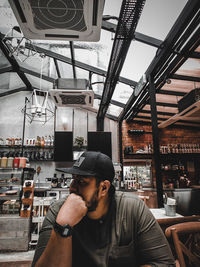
[100,180,111,196]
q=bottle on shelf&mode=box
[13,157,20,168]
[7,157,14,168]
[41,136,45,147]
[36,136,41,147]
[32,137,36,146]
[51,135,54,146]
[0,137,4,146]
[18,138,22,146]
[1,157,8,168]
[44,135,48,146]
[5,137,9,146]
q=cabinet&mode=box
[123,152,200,188]
[123,163,152,188]
[160,153,200,188]
[0,168,24,214]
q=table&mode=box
[150,208,183,220]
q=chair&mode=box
[138,195,149,204]
[165,221,200,267]
[158,215,200,233]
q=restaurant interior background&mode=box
[0,0,200,259]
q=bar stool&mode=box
[165,221,200,267]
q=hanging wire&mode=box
[39,53,46,90]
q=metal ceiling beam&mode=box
[102,20,162,48]
[25,42,137,87]
[131,115,200,127]
[127,23,200,122]
[133,117,200,128]
[94,93,125,108]
[154,102,178,108]
[0,36,32,89]
[106,114,118,121]
[97,0,146,130]
[54,59,61,78]
[0,87,31,97]
[69,41,77,79]
[0,66,13,74]
[139,109,175,117]
[20,67,55,82]
[158,89,185,96]
[101,20,117,33]
[145,0,200,80]
[171,73,200,83]
[148,75,163,207]
[133,115,169,121]
[134,32,162,48]
[121,0,200,122]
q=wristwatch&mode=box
[53,221,73,238]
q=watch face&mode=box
[63,228,70,237]
[54,222,73,238]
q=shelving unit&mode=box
[0,168,24,215]
[30,196,55,246]
[0,145,54,161]
[123,151,200,188]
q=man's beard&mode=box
[87,188,99,212]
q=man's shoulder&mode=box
[114,191,143,214]
[49,198,66,214]
[115,191,141,203]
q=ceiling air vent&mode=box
[49,79,94,108]
[8,0,105,41]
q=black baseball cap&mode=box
[57,151,115,182]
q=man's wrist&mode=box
[53,221,73,238]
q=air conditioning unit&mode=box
[8,0,105,41]
[178,88,200,113]
[49,78,94,107]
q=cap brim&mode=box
[56,167,97,177]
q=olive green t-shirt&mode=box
[32,192,176,267]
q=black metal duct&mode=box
[97,0,146,130]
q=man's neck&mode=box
[87,194,110,220]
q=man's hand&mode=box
[56,193,88,227]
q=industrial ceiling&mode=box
[0,0,200,130]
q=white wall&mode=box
[0,91,119,182]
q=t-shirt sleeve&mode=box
[134,199,176,267]
[31,199,65,266]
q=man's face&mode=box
[69,175,100,212]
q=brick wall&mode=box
[122,121,200,154]
[122,122,152,154]
[122,121,200,186]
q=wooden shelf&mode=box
[124,153,152,159]
[0,145,53,149]
[160,153,200,159]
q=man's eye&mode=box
[78,180,88,186]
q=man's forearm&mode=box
[35,229,72,267]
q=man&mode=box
[32,151,175,267]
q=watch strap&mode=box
[53,221,73,238]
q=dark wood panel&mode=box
[87,132,112,159]
[54,132,73,162]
